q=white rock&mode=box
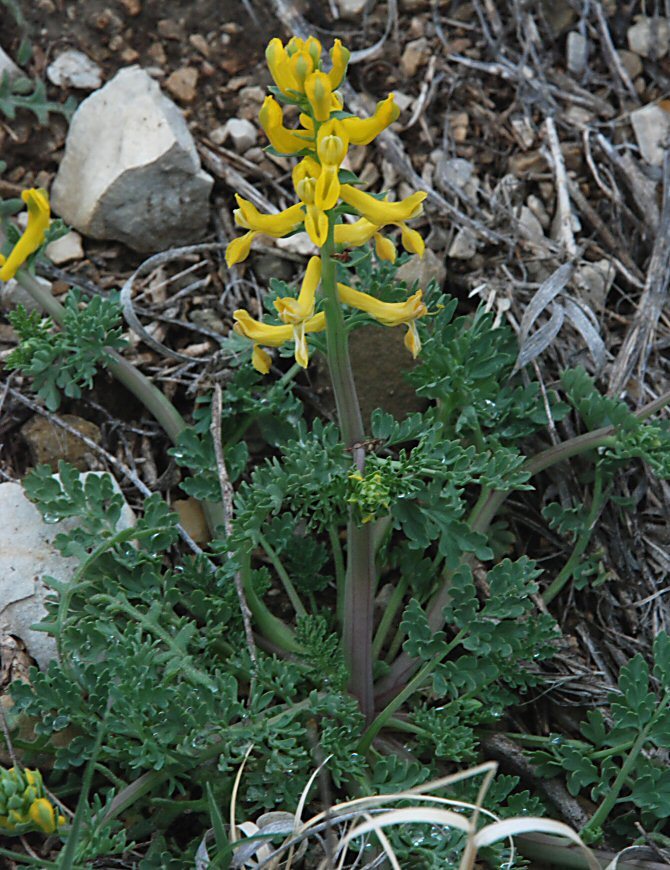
[0,46,21,82]
[51,66,214,253]
[0,475,134,669]
[275,232,317,257]
[630,102,670,166]
[46,230,84,264]
[221,117,257,153]
[46,50,103,90]
[338,0,368,18]
[627,17,670,59]
[448,227,477,259]
[566,31,588,75]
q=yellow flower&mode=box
[315,119,349,211]
[28,798,56,834]
[226,196,305,266]
[341,94,400,145]
[374,232,397,262]
[0,189,50,282]
[305,70,333,122]
[274,255,321,323]
[337,284,427,357]
[259,96,313,154]
[333,218,396,262]
[328,39,350,89]
[293,157,327,246]
[265,38,300,96]
[234,309,326,372]
[340,185,426,225]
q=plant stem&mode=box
[372,576,408,659]
[329,523,346,625]
[320,217,375,722]
[256,531,308,618]
[581,694,669,841]
[543,468,606,605]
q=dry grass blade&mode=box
[563,297,607,371]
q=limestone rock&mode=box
[627,17,670,59]
[46,230,84,264]
[396,247,446,290]
[46,50,103,90]
[51,66,214,253]
[0,475,134,669]
[448,227,477,259]
[219,117,257,153]
[165,66,199,103]
[631,102,670,166]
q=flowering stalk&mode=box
[321,216,375,721]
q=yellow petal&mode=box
[234,309,326,346]
[28,798,56,834]
[337,284,427,327]
[259,96,313,155]
[290,50,315,90]
[293,322,309,368]
[399,222,425,257]
[317,119,349,166]
[328,39,350,89]
[0,188,51,283]
[374,232,397,262]
[252,344,272,374]
[292,156,321,194]
[305,70,333,122]
[334,217,378,246]
[226,231,256,267]
[304,204,329,246]
[340,185,426,225]
[341,94,400,145]
[305,36,323,66]
[275,255,321,323]
[234,195,305,236]
[315,166,340,211]
[404,321,421,357]
[265,38,299,95]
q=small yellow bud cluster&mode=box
[0,766,65,834]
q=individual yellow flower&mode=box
[337,284,427,357]
[259,96,313,154]
[274,255,321,324]
[305,70,333,122]
[233,309,326,372]
[340,185,426,225]
[327,39,350,89]
[293,157,327,246]
[265,38,300,96]
[340,94,400,145]
[315,119,349,211]
[334,218,397,262]
[0,189,50,282]
[226,196,305,267]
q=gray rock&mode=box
[221,117,257,153]
[0,475,134,669]
[46,50,103,90]
[0,46,21,82]
[396,247,446,289]
[627,17,670,59]
[566,31,588,75]
[518,205,545,242]
[448,227,477,259]
[400,37,429,77]
[51,66,214,253]
[631,103,670,166]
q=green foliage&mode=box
[7,291,126,410]
[533,633,670,836]
[0,71,76,125]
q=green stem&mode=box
[372,576,408,659]
[581,694,669,840]
[239,545,302,654]
[321,217,375,722]
[543,469,607,605]
[256,531,308,618]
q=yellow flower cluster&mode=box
[0,189,50,282]
[0,766,65,834]
[228,36,429,374]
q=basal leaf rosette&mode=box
[227,36,429,374]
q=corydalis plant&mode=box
[228,35,428,719]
